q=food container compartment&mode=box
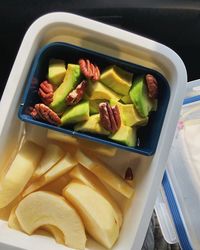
[0,12,187,250]
[18,42,170,156]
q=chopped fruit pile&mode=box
[28,58,158,147]
[0,133,135,249]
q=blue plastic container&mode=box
[18,42,170,155]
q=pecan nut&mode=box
[38,80,54,105]
[29,103,61,126]
[124,167,133,180]
[145,74,158,99]
[79,59,100,81]
[26,106,40,120]
[66,80,87,105]
[99,102,121,133]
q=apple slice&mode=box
[23,154,77,197]
[16,191,86,250]
[63,180,120,249]
[75,150,134,199]
[42,225,65,245]
[0,141,43,208]
[8,206,65,245]
[41,175,70,194]
[33,143,65,179]
[69,165,122,228]
[47,129,117,157]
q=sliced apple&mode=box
[0,141,43,208]
[33,143,65,179]
[69,165,122,228]
[23,154,77,197]
[8,206,65,245]
[63,180,119,249]
[47,129,117,157]
[41,174,70,194]
[42,225,65,245]
[8,205,21,231]
[75,150,134,199]
[16,191,86,250]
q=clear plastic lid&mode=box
[155,79,200,250]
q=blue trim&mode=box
[183,95,200,105]
[162,173,193,250]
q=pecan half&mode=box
[145,74,158,99]
[124,167,133,181]
[29,103,61,126]
[66,80,87,105]
[79,59,100,81]
[26,106,40,120]
[38,80,54,105]
[99,102,121,133]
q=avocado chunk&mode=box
[48,59,66,85]
[89,99,105,115]
[61,101,89,126]
[110,100,148,127]
[129,76,155,118]
[88,81,122,101]
[120,95,133,104]
[74,114,110,135]
[50,64,81,114]
[100,65,133,95]
[109,125,136,147]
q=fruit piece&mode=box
[87,81,122,101]
[100,65,132,95]
[69,165,122,228]
[110,100,148,126]
[33,143,65,179]
[0,196,21,221]
[41,175,70,194]
[120,95,132,104]
[50,64,81,114]
[89,99,104,114]
[109,124,137,147]
[8,205,21,231]
[16,191,86,250]
[63,180,119,249]
[23,154,77,197]
[61,101,89,126]
[43,225,65,245]
[75,150,134,198]
[129,76,155,117]
[74,114,110,135]
[48,59,66,85]
[47,129,117,156]
[0,141,43,208]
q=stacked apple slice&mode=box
[0,131,135,250]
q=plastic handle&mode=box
[155,187,178,244]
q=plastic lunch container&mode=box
[0,13,186,250]
[155,79,200,250]
[18,42,170,156]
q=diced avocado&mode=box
[120,95,133,104]
[48,59,66,85]
[100,65,133,95]
[89,99,105,115]
[74,114,110,135]
[110,99,148,127]
[50,64,81,114]
[109,125,136,147]
[61,101,89,126]
[88,81,122,101]
[129,76,155,118]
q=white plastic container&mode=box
[0,12,187,250]
[155,79,200,250]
